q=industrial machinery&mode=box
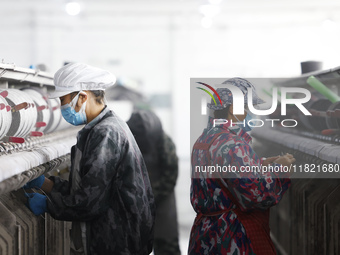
[252,67,340,254]
[1,63,339,254]
[0,63,79,255]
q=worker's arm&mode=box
[46,128,120,221]
[23,174,56,194]
[41,178,54,193]
[221,142,294,211]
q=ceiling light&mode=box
[199,4,220,18]
[323,19,337,30]
[201,17,213,29]
[208,0,223,4]
[65,2,81,16]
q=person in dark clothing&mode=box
[23,63,155,255]
[106,84,181,255]
[127,110,181,255]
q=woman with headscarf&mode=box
[189,78,295,255]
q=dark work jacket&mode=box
[47,106,155,255]
[126,110,178,205]
[127,109,180,251]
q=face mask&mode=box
[61,92,87,125]
[232,110,253,132]
[242,113,253,132]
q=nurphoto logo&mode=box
[196,82,312,128]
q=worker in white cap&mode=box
[23,63,155,255]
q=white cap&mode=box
[49,63,116,98]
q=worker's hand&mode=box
[23,175,45,189]
[262,156,280,166]
[26,192,47,216]
[274,153,296,167]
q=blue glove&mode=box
[26,193,47,216]
[23,175,45,189]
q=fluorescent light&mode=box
[208,0,223,4]
[323,19,337,31]
[65,2,81,16]
[201,17,213,29]
[199,4,220,18]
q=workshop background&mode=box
[0,0,340,254]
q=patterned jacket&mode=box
[189,117,291,254]
[47,106,155,255]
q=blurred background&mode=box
[1,0,340,253]
[2,0,340,153]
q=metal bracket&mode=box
[19,73,30,83]
[0,69,7,79]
